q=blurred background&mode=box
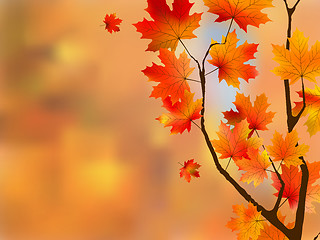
[0,0,320,239]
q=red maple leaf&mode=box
[272,162,320,212]
[179,159,201,182]
[133,0,202,51]
[208,30,258,88]
[143,48,193,104]
[157,90,202,134]
[223,92,275,135]
[103,13,122,34]
[203,0,273,32]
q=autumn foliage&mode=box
[134,0,320,239]
[103,13,122,33]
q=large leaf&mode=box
[272,29,320,84]
[157,90,202,134]
[134,0,202,51]
[143,49,193,104]
[203,0,273,32]
[226,202,264,240]
[208,30,258,88]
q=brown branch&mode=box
[198,68,292,238]
[201,18,234,71]
[255,130,285,212]
[282,0,309,239]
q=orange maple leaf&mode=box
[211,120,262,161]
[226,202,264,240]
[103,13,122,34]
[203,0,273,32]
[272,162,320,212]
[143,49,194,104]
[179,159,201,182]
[133,0,202,52]
[272,29,320,84]
[258,212,292,240]
[223,92,275,134]
[293,85,320,136]
[157,90,202,134]
[236,149,271,187]
[208,30,258,88]
[266,130,309,167]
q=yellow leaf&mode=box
[266,130,309,167]
[272,29,320,84]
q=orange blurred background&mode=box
[1,0,320,239]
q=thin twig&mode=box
[179,39,201,70]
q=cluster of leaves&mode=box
[133,0,320,239]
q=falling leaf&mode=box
[179,159,201,182]
[203,0,273,32]
[208,30,258,88]
[157,90,202,134]
[133,0,202,51]
[211,120,262,161]
[272,29,320,84]
[226,202,264,240]
[143,49,194,104]
[236,149,271,187]
[103,13,122,34]
[266,130,309,167]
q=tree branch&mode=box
[255,130,285,212]
[282,1,309,239]
[201,18,234,71]
[179,39,201,70]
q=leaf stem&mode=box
[204,67,219,76]
[179,39,201,70]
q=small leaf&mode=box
[103,13,122,34]
[179,159,201,182]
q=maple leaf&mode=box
[223,92,275,134]
[211,120,262,161]
[272,162,320,212]
[143,49,194,104]
[208,30,258,88]
[203,0,273,32]
[272,165,301,209]
[236,149,271,187]
[133,0,202,52]
[179,159,201,182]
[257,212,292,240]
[226,202,264,240]
[157,90,202,134]
[293,85,320,136]
[272,29,320,84]
[266,130,309,167]
[103,13,122,34]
